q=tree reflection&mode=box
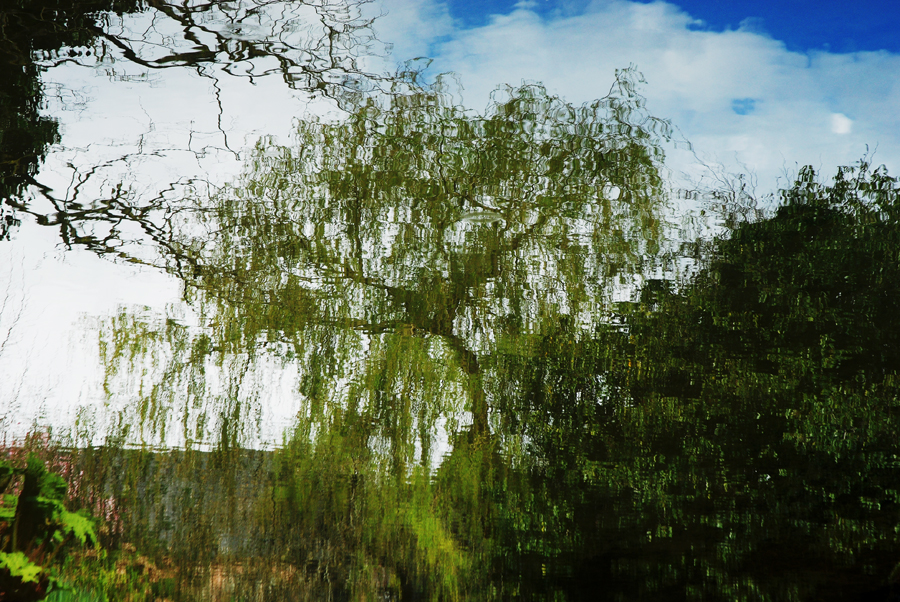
[107,67,669,446]
[1,0,386,243]
[94,68,671,598]
[501,162,900,601]
[12,2,900,600]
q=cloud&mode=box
[375,0,900,192]
[363,0,455,73]
[830,113,853,135]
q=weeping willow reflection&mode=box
[100,67,670,448]
[92,68,672,599]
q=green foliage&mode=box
[488,163,900,601]
[0,453,121,602]
[11,453,98,553]
[0,494,15,522]
[0,551,43,583]
[54,545,164,602]
[262,406,471,600]
[57,511,98,549]
[0,460,14,492]
[44,588,106,602]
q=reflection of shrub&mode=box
[0,550,50,601]
[0,435,146,600]
[10,455,98,555]
[0,454,101,600]
[1,433,125,549]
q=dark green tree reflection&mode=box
[498,162,900,601]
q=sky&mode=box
[372,0,900,195]
[1,0,898,445]
[446,0,900,53]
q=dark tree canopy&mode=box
[499,162,900,601]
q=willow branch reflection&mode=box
[96,67,670,456]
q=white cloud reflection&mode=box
[373,0,900,191]
[831,113,853,135]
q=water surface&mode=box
[1,2,899,601]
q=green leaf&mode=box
[59,510,98,548]
[0,551,44,583]
[0,493,16,521]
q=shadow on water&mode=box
[2,2,900,601]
